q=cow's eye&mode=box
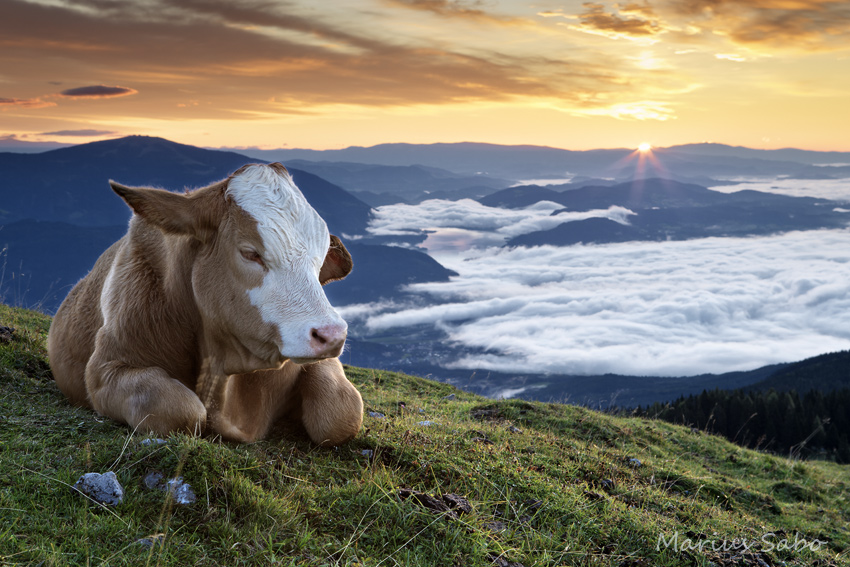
[241,249,265,267]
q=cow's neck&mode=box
[195,328,283,443]
[195,323,279,403]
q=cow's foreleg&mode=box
[297,359,363,446]
[85,333,206,435]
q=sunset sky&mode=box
[2,0,849,151]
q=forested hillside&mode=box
[635,386,850,463]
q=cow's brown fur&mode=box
[47,165,363,445]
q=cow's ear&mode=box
[319,235,352,285]
[110,181,221,240]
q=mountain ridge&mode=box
[237,141,850,180]
[0,136,453,313]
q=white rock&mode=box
[73,471,123,505]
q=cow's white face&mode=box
[224,164,348,365]
[111,163,352,374]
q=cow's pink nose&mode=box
[310,324,347,358]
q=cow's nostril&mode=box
[311,328,328,345]
[309,324,347,358]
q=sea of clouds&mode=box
[367,198,635,251]
[342,179,850,377]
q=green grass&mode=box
[0,303,848,566]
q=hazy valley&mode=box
[1,136,849,408]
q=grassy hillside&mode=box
[0,303,847,566]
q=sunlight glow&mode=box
[638,142,652,153]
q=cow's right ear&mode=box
[319,235,353,285]
[110,181,221,240]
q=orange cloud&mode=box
[571,1,666,41]
[40,129,117,136]
[666,0,850,51]
[0,0,629,113]
[563,0,850,52]
[384,0,521,23]
[0,97,55,109]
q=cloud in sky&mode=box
[1,0,849,150]
[0,97,55,108]
[59,85,137,98]
[667,0,850,52]
[570,2,666,42]
[0,0,618,112]
[39,129,117,137]
[343,230,850,376]
[564,0,850,52]
[386,0,519,22]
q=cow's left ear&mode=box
[110,181,223,241]
[319,235,353,285]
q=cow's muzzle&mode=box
[308,323,347,359]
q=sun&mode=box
[638,142,652,153]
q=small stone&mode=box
[361,449,374,460]
[484,521,508,533]
[367,411,385,418]
[0,326,14,344]
[73,471,124,505]
[399,488,456,518]
[442,394,456,401]
[508,426,522,434]
[135,534,165,548]
[143,471,164,490]
[140,438,167,447]
[486,553,526,567]
[441,493,472,515]
[628,458,642,468]
[144,471,196,505]
[417,420,438,427]
[165,477,196,505]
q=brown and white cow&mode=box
[47,163,363,445]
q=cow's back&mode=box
[48,238,124,406]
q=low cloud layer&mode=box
[368,199,635,250]
[710,178,850,202]
[351,198,850,376]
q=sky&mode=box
[340,177,850,377]
[2,0,850,151]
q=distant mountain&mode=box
[666,143,850,165]
[240,142,626,179]
[0,136,257,227]
[283,159,510,204]
[237,142,850,182]
[509,217,643,247]
[324,243,458,306]
[0,138,72,153]
[478,185,564,208]
[0,136,457,313]
[0,136,371,236]
[506,178,848,246]
[748,350,850,394]
[0,220,126,310]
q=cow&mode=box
[47,163,363,446]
